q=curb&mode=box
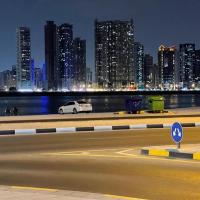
[1,113,200,124]
[0,122,198,136]
[141,148,200,160]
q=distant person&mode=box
[5,107,11,116]
[12,107,18,116]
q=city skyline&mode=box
[2,22,200,91]
[0,0,200,71]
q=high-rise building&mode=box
[31,59,35,89]
[153,64,160,89]
[0,72,4,90]
[42,63,46,89]
[16,27,32,91]
[86,67,93,88]
[95,19,134,90]
[134,42,144,89]
[10,65,17,89]
[194,50,200,85]
[34,67,43,90]
[73,38,86,89]
[57,23,74,90]
[0,65,17,91]
[45,21,58,91]
[3,70,12,90]
[144,54,154,89]
[179,44,195,89]
[158,45,177,89]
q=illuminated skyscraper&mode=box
[16,27,32,91]
[134,42,144,89]
[73,38,86,89]
[144,54,154,89]
[194,49,200,84]
[57,23,74,90]
[158,45,177,89]
[95,19,134,90]
[179,44,195,88]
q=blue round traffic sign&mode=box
[171,122,183,143]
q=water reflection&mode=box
[0,94,199,115]
[41,96,49,114]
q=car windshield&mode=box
[77,101,87,104]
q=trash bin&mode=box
[125,97,142,114]
[148,96,164,113]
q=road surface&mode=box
[0,128,200,199]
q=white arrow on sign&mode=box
[173,128,181,137]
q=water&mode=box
[0,94,199,115]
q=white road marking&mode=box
[44,148,200,165]
[117,149,136,156]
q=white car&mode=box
[58,101,92,114]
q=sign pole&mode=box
[177,142,180,149]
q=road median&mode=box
[141,144,200,161]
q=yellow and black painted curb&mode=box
[141,149,200,160]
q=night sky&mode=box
[0,0,200,71]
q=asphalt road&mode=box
[1,128,200,200]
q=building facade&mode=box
[0,65,17,91]
[73,38,86,89]
[45,21,58,91]
[86,67,93,88]
[158,45,177,89]
[57,23,74,90]
[95,19,134,90]
[144,54,154,89]
[16,27,32,91]
[194,50,200,86]
[34,67,43,90]
[179,44,196,89]
[134,42,144,89]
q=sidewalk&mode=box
[0,186,145,200]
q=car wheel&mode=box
[59,109,64,114]
[73,108,78,114]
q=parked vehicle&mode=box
[58,101,92,114]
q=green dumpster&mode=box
[149,96,164,112]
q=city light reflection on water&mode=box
[0,94,200,115]
[41,96,49,114]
